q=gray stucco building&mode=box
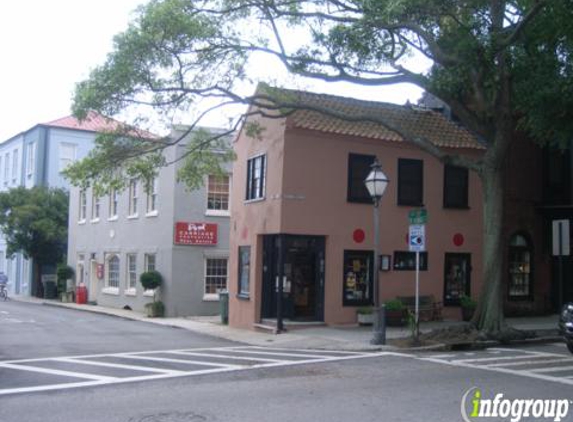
[67,126,232,317]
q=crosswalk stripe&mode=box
[167,350,285,363]
[486,358,572,368]
[0,362,118,381]
[53,357,177,373]
[116,354,243,369]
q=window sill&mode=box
[203,294,220,302]
[127,214,139,220]
[443,205,470,210]
[236,293,250,301]
[90,218,100,224]
[78,219,86,225]
[102,287,119,296]
[143,289,156,297]
[145,211,158,218]
[107,216,118,222]
[124,288,137,297]
[205,210,230,217]
[244,197,265,204]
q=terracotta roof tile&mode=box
[271,89,483,150]
[44,111,158,139]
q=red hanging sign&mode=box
[174,222,218,246]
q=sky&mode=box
[0,1,425,141]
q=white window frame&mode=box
[203,257,228,301]
[143,253,157,297]
[103,254,120,294]
[26,142,35,177]
[108,189,118,220]
[245,154,266,202]
[91,192,100,222]
[146,177,158,216]
[125,253,137,293]
[11,149,18,183]
[206,174,231,216]
[59,142,77,172]
[4,153,9,185]
[78,190,87,223]
[128,179,138,218]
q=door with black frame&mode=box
[262,235,325,322]
[443,253,471,306]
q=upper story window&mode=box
[26,142,36,177]
[146,177,158,215]
[444,165,469,209]
[398,158,423,206]
[109,189,118,219]
[91,192,100,221]
[59,143,77,172]
[246,154,266,201]
[78,190,87,222]
[347,153,375,203]
[207,174,230,214]
[128,179,138,217]
[11,150,18,182]
[4,153,9,185]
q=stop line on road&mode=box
[0,346,388,396]
[418,344,573,386]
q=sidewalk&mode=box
[10,295,561,351]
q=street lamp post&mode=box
[364,159,389,345]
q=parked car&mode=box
[559,303,573,354]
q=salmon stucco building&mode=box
[227,88,487,330]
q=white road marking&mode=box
[487,357,572,368]
[529,365,573,373]
[0,346,396,397]
[454,354,555,364]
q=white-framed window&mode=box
[146,177,158,215]
[78,190,87,222]
[105,254,120,289]
[128,179,138,217]
[59,143,77,172]
[246,154,266,201]
[4,153,9,185]
[144,253,156,272]
[77,254,85,286]
[91,192,100,221]
[109,189,118,219]
[0,251,5,272]
[126,253,137,290]
[207,174,230,215]
[26,142,35,177]
[12,150,18,183]
[204,257,228,299]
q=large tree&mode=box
[0,187,69,297]
[67,0,573,335]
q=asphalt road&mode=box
[1,301,573,422]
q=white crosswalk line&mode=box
[0,362,118,381]
[116,354,243,369]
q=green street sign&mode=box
[408,208,427,225]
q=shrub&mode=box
[140,270,163,291]
[356,306,373,315]
[385,299,404,311]
[56,265,74,282]
[460,294,477,309]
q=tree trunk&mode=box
[472,164,506,334]
[33,260,43,298]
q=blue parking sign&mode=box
[409,224,426,252]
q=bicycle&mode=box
[0,283,7,301]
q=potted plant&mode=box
[356,306,374,325]
[56,264,74,302]
[460,294,477,322]
[140,270,164,317]
[385,299,407,327]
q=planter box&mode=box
[386,309,407,327]
[357,313,374,326]
[461,307,475,322]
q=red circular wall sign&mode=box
[453,233,465,247]
[353,229,365,243]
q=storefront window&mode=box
[342,250,373,306]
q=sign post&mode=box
[409,219,426,343]
[553,220,570,308]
